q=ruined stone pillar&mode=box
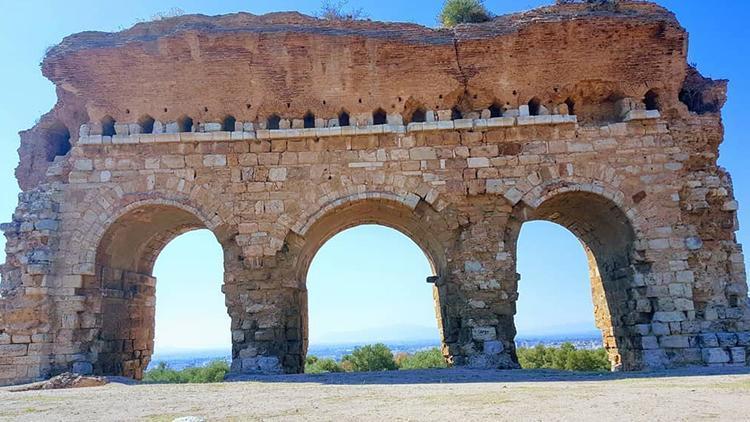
[0,186,61,384]
[225,253,305,375]
[439,201,519,369]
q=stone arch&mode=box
[507,189,644,370]
[87,201,231,378]
[288,195,456,366]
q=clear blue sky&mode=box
[1,1,748,352]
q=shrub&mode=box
[318,0,366,21]
[397,348,448,370]
[516,343,610,372]
[305,356,344,374]
[142,359,229,383]
[438,0,491,28]
[341,343,398,372]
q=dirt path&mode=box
[1,368,748,421]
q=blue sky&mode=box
[1,1,748,352]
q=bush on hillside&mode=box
[397,348,448,370]
[341,343,398,372]
[516,343,610,372]
[142,359,229,383]
[438,0,492,28]
[305,355,344,374]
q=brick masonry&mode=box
[1,1,748,385]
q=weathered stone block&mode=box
[702,348,730,364]
[717,333,738,347]
[471,327,496,341]
[484,340,503,355]
[730,347,746,364]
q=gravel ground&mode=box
[1,368,748,421]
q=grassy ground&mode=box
[1,368,748,421]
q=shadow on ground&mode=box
[223,366,750,385]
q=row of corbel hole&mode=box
[98,91,660,136]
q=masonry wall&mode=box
[1,1,748,385]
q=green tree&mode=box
[143,359,229,383]
[438,0,492,28]
[517,343,610,372]
[305,356,344,374]
[397,348,448,370]
[341,343,398,372]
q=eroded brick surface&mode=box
[1,1,748,385]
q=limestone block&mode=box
[79,124,90,137]
[471,327,497,341]
[112,135,138,144]
[653,311,685,322]
[88,122,103,136]
[642,336,659,349]
[114,123,129,135]
[291,119,304,129]
[165,122,179,133]
[203,155,227,167]
[279,119,291,129]
[152,120,164,134]
[453,119,473,130]
[702,348,730,364]
[72,361,93,374]
[128,124,141,135]
[204,122,222,132]
[386,113,403,125]
[486,117,515,128]
[659,335,689,348]
[409,147,436,160]
[484,340,504,354]
[615,97,638,117]
[0,333,10,345]
[73,159,93,171]
[624,110,661,121]
[685,236,703,250]
[730,347,746,364]
[467,157,490,168]
[0,344,28,357]
[35,219,58,231]
[268,167,287,182]
[737,332,750,346]
[243,122,255,132]
[315,118,326,128]
[519,105,530,117]
[436,110,452,121]
[327,118,340,127]
[425,110,436,122]
[464,261,483,273]
[717,333,738,347]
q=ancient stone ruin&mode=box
[1,1,748,385]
